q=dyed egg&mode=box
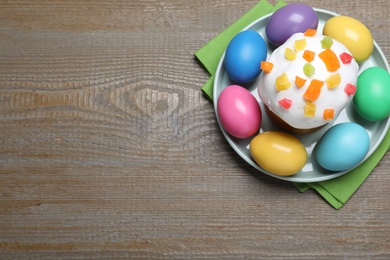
[353,67,390,121]
[217,85,262,138]
[250,131,307,176]
[323,16,373,63]
[224,30,267,84]
[265,3,318,46]
[315,123,370,172]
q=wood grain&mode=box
[0,0,389,259]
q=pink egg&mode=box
[217,85,262,138]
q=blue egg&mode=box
[224,30,267,84]
[315,123,370,172]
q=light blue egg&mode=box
[315,122,370,172]
[224,30,267,84]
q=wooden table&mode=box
[1,0,389,258]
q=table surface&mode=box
[1,0,389,259]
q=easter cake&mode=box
[257,30,359,134]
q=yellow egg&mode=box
[323,16,373,63]
[250,131,307,176]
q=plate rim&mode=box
[213,8,390,182]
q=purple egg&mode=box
[265,3,318,46]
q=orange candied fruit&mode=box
[261,61,274,73]
[323,108,335,120]
[304,28,317,37]
[304,102,316,118]
[303,79,324,102]
[319,49,340,72]
[303,50,316,62]
[295,76,307,88]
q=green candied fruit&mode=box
[303,63,315,77]
[321,36,333,49]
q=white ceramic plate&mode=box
[213,8,390,182]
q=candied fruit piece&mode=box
[303,50,316,62]
[295,76,307,88]
[294,39,307,51]
[261,61,274,73]
[325,73,341,89]
[323,108,335,120]
[340,52,353,64]
[344,83,357,95]
[303,63,315,77]
[321,36,333,49]
[304,102,316,117]
[275,73,291,91]
[319,49,340,72]
[284,47,297,60]
[304,29,317,37]
[303,79,324,102]
[278,98,292,109]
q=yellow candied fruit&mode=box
[294,39,307,51]
[275,73,291,91]
[304,102,316,118]
[326,73,341,89]
[284,47,297,60]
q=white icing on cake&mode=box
[258,32,359,129]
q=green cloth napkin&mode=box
[194,0,390,209]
